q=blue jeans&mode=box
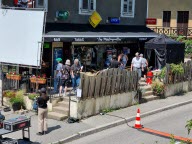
[72,76,80,90]
[54,77,61,92]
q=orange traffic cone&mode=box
[134,109,142,129]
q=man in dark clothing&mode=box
[37,88,49,136]
[109,55,120,68]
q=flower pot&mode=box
[12,102,22,111]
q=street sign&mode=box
[108,17,120,24]
[56,11,70,20]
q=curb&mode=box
[52,99,192,144]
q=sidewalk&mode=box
[2,92,192,144]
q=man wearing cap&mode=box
[131,52,144,79]
[110,55,121,68]
[140,54,148,79]
[37,88,49,135]
[54,58,63,94]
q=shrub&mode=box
[3,90,16,98]
[9,90,24,106]
[152,79,165,96]
[28,93,39,100]
[159,63,184,79]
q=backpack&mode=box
[61,65,70,80]
[121,55,127,65]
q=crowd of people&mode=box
[54,58,83,96]
[53,52,148,97]
[110,52,148,80]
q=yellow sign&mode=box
[89,11,102,28]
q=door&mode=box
[177,11,189,36]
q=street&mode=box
[67,103,192,144]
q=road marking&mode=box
[139,127,192,143]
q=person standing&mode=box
[71,59,83,92]
[131,52,144,79]
[118,51,128,69]
[110,55,121,68]
[140,54,148,79]
[61,59,71,97]
[54,58,63,95]
[37,88,49,135]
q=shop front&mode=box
[42,23,158,77]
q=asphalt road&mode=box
[67,103,192,144]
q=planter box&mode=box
[30,78,46,84]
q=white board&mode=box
[0,9,45,67]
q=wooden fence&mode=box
[164,61,192,85]
[79,68,138,100]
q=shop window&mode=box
[79,0,96,15]
[36,0,48,11]
[121,0,135,18]
[163,11,171,27]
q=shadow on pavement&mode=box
[47,125,61,133]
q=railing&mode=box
[148,26,192,38]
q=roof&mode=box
[145,34,183,45]
[145,34,185,50]
[44,23,158,42]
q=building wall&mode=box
[47,0,147,25]
[147,0,192,27]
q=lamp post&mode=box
[0,63,2,106]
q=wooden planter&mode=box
[30,78,46,84]
[12,75,21,80]
[6,75,11,79]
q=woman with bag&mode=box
[61,59,71,97]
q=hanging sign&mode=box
[56,11,70,20]
[89,11,102,28]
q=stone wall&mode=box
[70,92,138,119]
[164,81,191,97]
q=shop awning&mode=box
[44,23,158,42]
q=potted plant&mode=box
[9,90,25,111]
[152,79,165,98]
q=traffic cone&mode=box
[134,109,142,129]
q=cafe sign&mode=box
[56,11,70,20]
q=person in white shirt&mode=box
[131,52,144,79]
[140,54,148,79]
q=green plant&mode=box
[169,134,176,144]
[3,90,16,98]
[101,107,121,114]
[160,63,184,79]
[185,119,192,135]
[152,79,165,96]
[9,90,24,106]
[28,93,39,100]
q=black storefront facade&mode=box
[42,23,158,77]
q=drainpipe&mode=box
[0,0,2,9]
[146,0,149,18]
[0,63,2,106]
